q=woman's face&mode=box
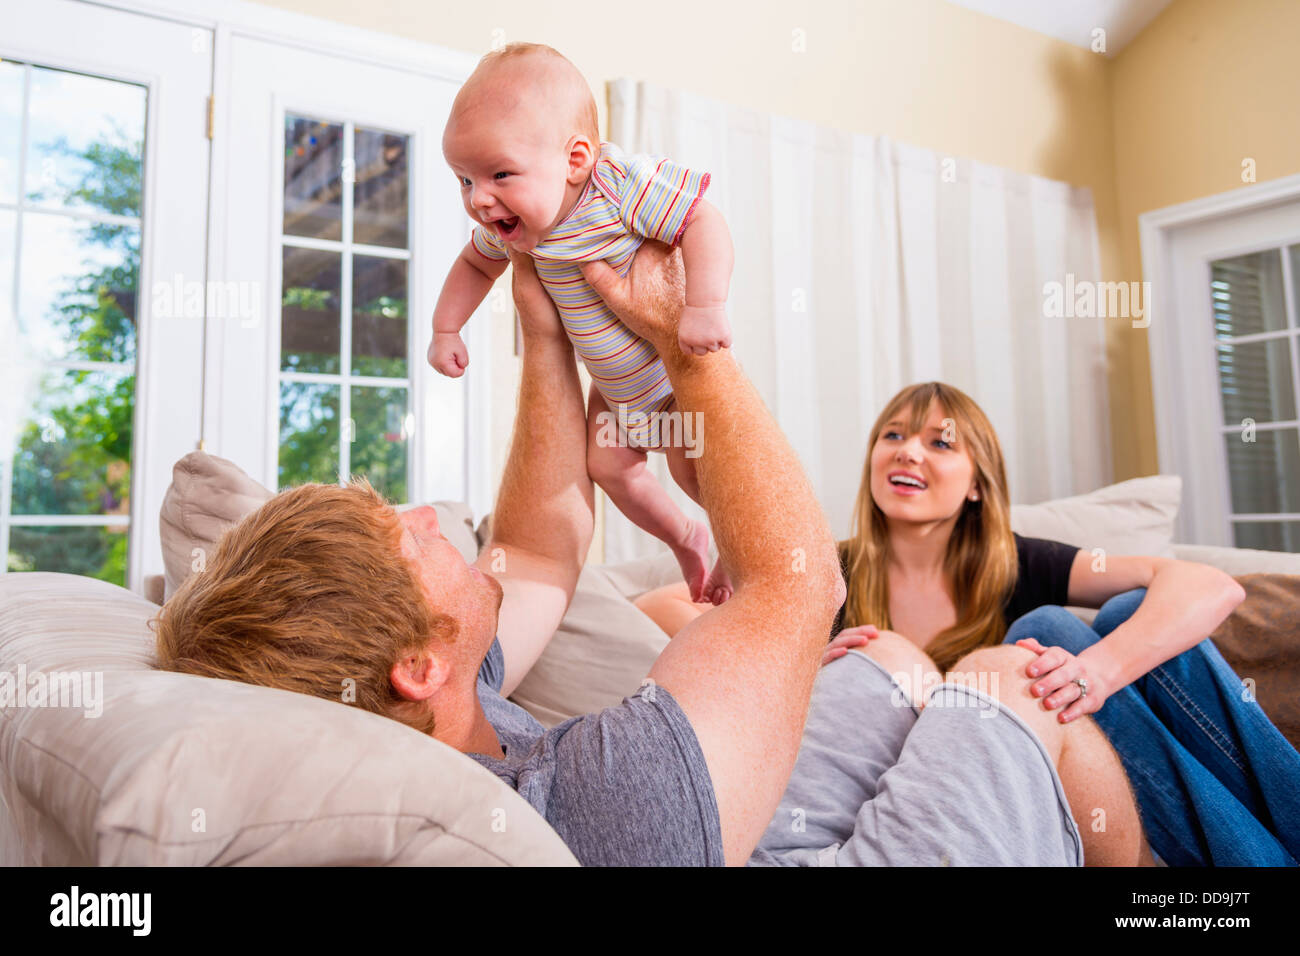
[869,399,979,528]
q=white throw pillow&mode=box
[1011,475,1181,558]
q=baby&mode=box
[429,43,736,604]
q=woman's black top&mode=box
[831,533,1080,635]
[1002,534,1080,626]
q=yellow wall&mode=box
[247,0,1297,526]
[1110,0,1300,475]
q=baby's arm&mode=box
[428,240,510,376]
[676,199,735,354]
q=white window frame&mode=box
[1,0,214,592]
[1140,171,1300,547]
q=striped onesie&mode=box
[471,141,711,447]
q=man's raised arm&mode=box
[581,244,846,866]
[476,251,594,696]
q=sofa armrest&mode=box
[1172,544,1300,576]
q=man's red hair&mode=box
[153,480,456,735]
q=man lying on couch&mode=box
[156,240,847,865]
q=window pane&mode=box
[284,117,342,241]
[7,524,129,584]
[1216,337,1296,425]
[1224,427,1300,515]
[1232,521,1300,553]
[281,246,340,373]
[1210,250,1286,339]
[352,255,407,377]
[350,385,409,502]
[10,368,134,518]
[0,60,22,205]
[353,128,408,248]
[279,381,339,487]
[19,211,138,364]
[25,66,145,216]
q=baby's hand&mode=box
[677,304,732,355]
[428,331,468,377]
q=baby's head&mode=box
[443,43,599,252]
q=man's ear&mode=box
[565,135,597,185]
[389,646,451,702]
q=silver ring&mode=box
[1072,677,1089,697]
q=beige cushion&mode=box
[1173,543,1300,577]
[1011,475,1181,558]
[160,451,480,600]
[160,452,272,601]
[509,556,676,727]
[0,572,576,866]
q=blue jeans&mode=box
[1004,590,1300,866]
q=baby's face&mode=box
[443,113,573,253]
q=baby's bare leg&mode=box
[664,439,732,605]
[586,384,710,600]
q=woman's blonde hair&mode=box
[839,382,1017,672]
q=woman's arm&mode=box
[1024,552,1247,721]
[634,582,711,637]
[1066,552,1246,695]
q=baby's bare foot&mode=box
[702,558,733,606]
[670,519,711,603]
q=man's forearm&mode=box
[489,330,594,570]
[660,347,841,599]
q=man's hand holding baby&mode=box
[578,241,686,359]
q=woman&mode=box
[638,381,1300,866]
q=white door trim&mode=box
[1140,172,1300,544]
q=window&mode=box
[278,115,413,501]
[1,60,146,585]
[1211,246,1300,551]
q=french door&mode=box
[0,0,211,590]
[207,33,489,515]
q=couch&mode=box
[1,455,1297,865]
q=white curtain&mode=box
[604,78,1111,563]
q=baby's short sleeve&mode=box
[469,223,509,262]
[617,153,711,247]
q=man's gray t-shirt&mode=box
[467,638,725,866]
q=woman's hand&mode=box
[506,248,566,342]
[578,241,686,355]
[822,625,880,665]
[1015,637,1111,722]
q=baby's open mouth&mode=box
[493,216,522,241]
